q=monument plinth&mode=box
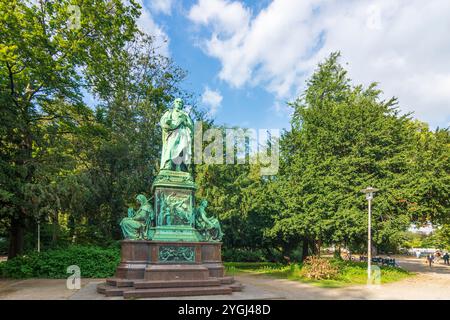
[97,98,241,299]
[150,170,201,242]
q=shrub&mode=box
[300,256,339,280]
[0,245,120,279]
[222,248,266,262]
[222,248,283,262]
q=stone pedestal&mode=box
[147,170,203,242]
[97,240,241,299]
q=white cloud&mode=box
[201,87,223,116]
[137,0,170,56]
[188,0,250,35]
[187,0,450,127]
[149,0,174,15]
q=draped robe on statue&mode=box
[160,105,193,171]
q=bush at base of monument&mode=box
[0,245,120,279]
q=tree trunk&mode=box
[6,76,34,259]
[371,244,377,256]
[52,211,59,244]
[8,121,33,258]
[317,239,322,257]
[301,238,309,261]
[8,215,24,259]
[282,244,291,263]
[310,239,319,255]
[334,245,342,259]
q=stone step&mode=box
[144,264,210,281]
[123,286,233,299]
[229,282,244,292]
[96,283,107,294]
[220,276,234,284]
[106,278,134,287]
[97,283,126,297]
[133,278,221,289]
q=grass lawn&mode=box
[224,259,412,288]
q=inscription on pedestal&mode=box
[158,246,195,263]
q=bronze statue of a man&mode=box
[160,98,193,172]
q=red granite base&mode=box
[96,240,242,299]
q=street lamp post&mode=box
[37,217,41,253]
[361,187,378,283]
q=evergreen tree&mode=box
[272,53,417,257]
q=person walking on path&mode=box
[443,252,450,265]
[427,254,434,268]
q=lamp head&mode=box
[361,187,379,200]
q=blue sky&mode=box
[130,0,450,130]
[143,0,291,130]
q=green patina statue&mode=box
[195,200,224,241]
[120,194,154,240]
[119,98,224,243]
[160,98,193,172]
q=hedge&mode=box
[0,245,120,279]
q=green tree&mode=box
[406,122,449,225]
[76,34,187,240]
[273,52,416,258]
[193,125,278,257]
[0,0,157,257]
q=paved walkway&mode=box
[232,256,450,300]
[0,256,449,299]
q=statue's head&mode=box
[173,98,183,110]
[136,194,147,205]
[200,199,208,207]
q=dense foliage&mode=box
[272,52,418,256]
[0,0,190,258]
[0,245,119,278]
[196,53,448,261]
[277,54,448,257]
[222,247,283,263]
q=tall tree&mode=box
[79,34,187,240]
[194,125,277,254]
[0,0,141,257]
[273,52,416,257]
[406,122,450,225]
